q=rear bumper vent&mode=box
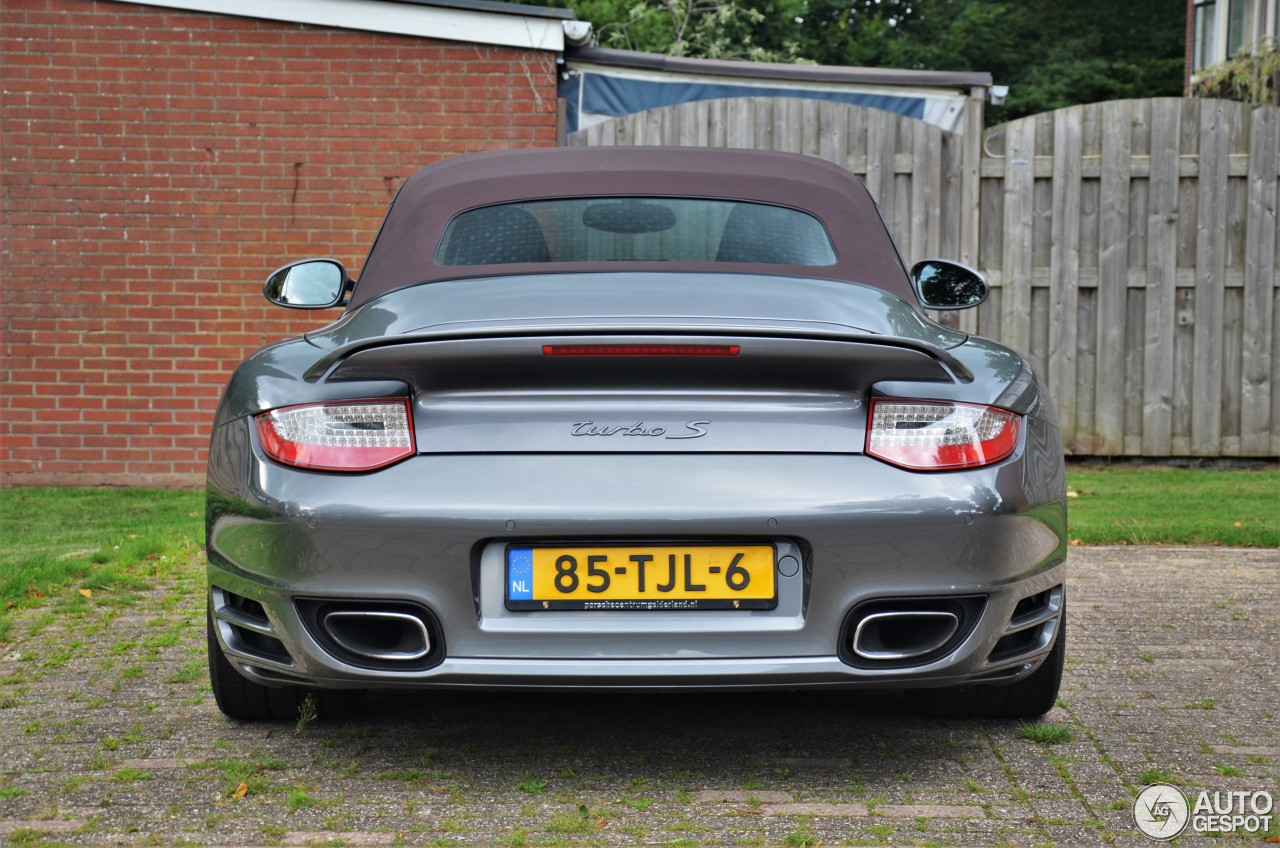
[296,599,444,671]
[210,586,293,666]
[841,596,985,669]
[987,584,1063,663]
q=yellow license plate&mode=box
[505,544,776,611]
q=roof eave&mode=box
[119,0,572,51]
[566,46,993,90]
[376,0,574,21]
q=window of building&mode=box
[1195,0,1219,69]
[1226,0,1257,55]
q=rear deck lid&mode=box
[306,273,970,454]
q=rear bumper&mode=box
[207,418,1067,691]
[221,652,1056,692]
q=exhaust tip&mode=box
[322,610,432,662]
[852,610,960,661]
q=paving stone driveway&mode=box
[0,546,1276,847]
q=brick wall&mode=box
[0,0,560,486]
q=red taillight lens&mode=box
[255,399,415,472]
[542,344,740,357]
[866,399,1020,471]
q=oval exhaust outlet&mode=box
[322,610,431,662]
[852,610,960,661]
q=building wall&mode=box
[1,0,560,486]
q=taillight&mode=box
[866,399,1019,471]
[255,399,415,472]
[543,344,740,357]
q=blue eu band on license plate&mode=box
[505,544,777,611]
[508,547,534,601]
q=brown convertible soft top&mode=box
[350,147,914,308]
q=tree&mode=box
[749,0,1186,123]
[532,0,1187,123]
[570,0,803,60]
[984,0,1185,122]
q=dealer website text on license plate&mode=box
[506,544,777,611]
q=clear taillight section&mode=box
[866,399,1020,471]
[255,399,415,471]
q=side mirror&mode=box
[910,259,988,310]
[264,259,351,309]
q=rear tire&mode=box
[207,608,367,721]
[906,613,1066,720]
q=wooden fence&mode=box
[976,99,1279,457]
[568,96,1280,458]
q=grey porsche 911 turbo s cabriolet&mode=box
[206,146,1067,721]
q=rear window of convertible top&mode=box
[434,197,838,267]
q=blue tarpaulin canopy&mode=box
[561,72,926,134]
[561,48,991,136]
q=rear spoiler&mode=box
[305,326,973,385]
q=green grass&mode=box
[0,487,204,642]
[1017,721,1074,745]
[783,828,821,848]
[545,805,602,835]
[287,785,318,812]
[1138,768,1179,784]
[516,775,548,794]
[195,755,289,797]
[1065,466,1279,547]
